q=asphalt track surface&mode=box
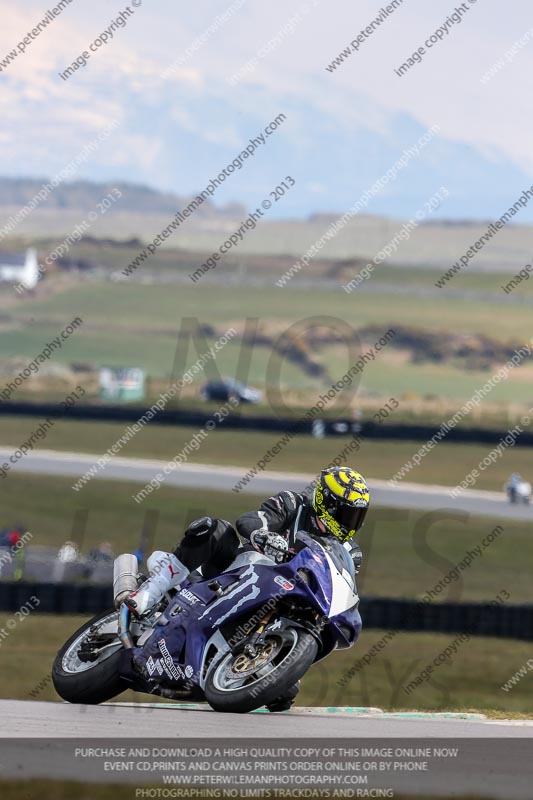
[1,700,532,738]
[0,702,532,797]
[3,446,532,521]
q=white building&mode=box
[0,248,39,291]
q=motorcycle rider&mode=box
[125,466,369,711]
[506,472,522,502]
[506,473,522,490]
[505,472,531,504]
[236,466,368,574]
[127,466,368,613]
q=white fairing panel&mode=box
[323,552,359,617]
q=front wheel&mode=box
[204,626,317,714]
[52,609,127,704]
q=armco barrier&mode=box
[0,582,112,616]
[359,596,533,640]
[0,400,300,433]
[0,582,531,640]
[0,400,532,445]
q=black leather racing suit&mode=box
[236,490,363,574]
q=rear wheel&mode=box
[52,609,127,704]
[204,626,317,713]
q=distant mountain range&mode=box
[0,177,515,229]
[0,177,246,218]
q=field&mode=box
[0,472,530,603]
[7,279,533,343]
[1,273,532,423]
[1,414,532,493]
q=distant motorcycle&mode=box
[52,532,361,713]
[506,479,531,504]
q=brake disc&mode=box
[226,638,282,678]
[77,632,118,662]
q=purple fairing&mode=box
[127,533,361,694]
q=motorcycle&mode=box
[507,480,531,504]
[52,532,361,713]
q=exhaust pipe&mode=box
[118,603,133,649]
[113,553,139,609]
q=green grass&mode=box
[302,628,533,715]
[2,276,533,420]
[0,471,531,602]
[366,263,521,292]
[1,614,532,718]
[1,414,532,493]
[0,472,260,558]
[323,344,533,405]
[9,281,533,343]
[0,322,178,376]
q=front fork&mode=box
[242,608,276,659]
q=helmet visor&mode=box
[335,504,368,537]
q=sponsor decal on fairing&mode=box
[274,575,294,591]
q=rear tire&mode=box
[205,627,317,714]
[52,609,127,705]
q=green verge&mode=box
[0,414,531,492]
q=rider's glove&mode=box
[251,531,289,564]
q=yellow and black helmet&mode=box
[312,466,370,542]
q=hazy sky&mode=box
[1,0,531,218]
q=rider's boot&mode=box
[266,681,300,712]
[126,551,188,617]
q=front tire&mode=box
[52,609,127,704]
[204,627,317,714]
